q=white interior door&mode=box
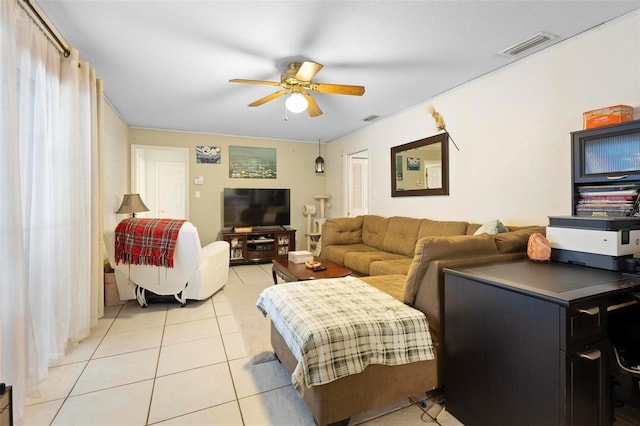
[131,145,188,219]
[348,150,369,217]
[156,162,186,218]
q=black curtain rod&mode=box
[22,0,70,58]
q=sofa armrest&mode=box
[403,234,498,306]
[201,240,230,258]
[412,252,527,341]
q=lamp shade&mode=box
[116,193,149,216]
[285,92,308,113]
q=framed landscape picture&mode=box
[229,146,277,179]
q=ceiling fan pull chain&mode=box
[284,103,289,121]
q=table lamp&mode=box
[116,193,149,217]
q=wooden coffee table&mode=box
[271,255,352,284]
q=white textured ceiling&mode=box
[37,0,640,142]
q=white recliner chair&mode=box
[104,222,229,306]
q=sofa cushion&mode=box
[418,219,469,239]
[344,250,406,276]
[494,226,546,254]
[322,216,364,247]
[473,219,509,235]
[361,215,390,250]
[359,274,406,301]
[369,258,414,276]
[404,234,498,305]
[321,243,378,265]
[383,216,424,256]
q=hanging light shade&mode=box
[285,92,308,113]
[116,193,149,217]
[315,139,325,174]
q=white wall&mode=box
[328,12,640,226]
[102,100,129,231]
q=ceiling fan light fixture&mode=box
[285,92,308,113]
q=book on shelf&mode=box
[576,184,640,217]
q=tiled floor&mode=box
[23,264,462,426]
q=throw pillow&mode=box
[473,219,509,236]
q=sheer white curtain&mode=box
[0,1,103,422]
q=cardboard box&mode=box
[288,250,314,264]
[583,105,633,129]
[104,272,121,306]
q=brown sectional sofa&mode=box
[272,214,544,425]
[319,214,546,388]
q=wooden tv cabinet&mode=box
[221,227,296,265]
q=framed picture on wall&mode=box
[229,146,277,179]
[196,146,221,164]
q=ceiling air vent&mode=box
[499,32,556,57]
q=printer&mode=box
[547,216,640,271]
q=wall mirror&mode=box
[391,132,449,197]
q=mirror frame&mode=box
[390,132,449,197]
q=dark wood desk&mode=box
[271,255,352,284]
[444,260,640,426]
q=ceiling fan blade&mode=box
[295,61,324,82]
[300,91,323,117]
[311,83,365,96]
[229,78,281,86]
[248,90,288,107]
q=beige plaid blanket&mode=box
[256,276,434,395]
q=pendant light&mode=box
[315,139,325,173]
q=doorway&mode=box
[347,150,369,217]
[131,145,189,219]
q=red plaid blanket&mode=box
[114,218,187,268]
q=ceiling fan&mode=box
[229,61,365,117]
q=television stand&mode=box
[222,227,296,265]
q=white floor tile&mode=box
[214,299,232,316]
[217,314,240,334]
[52,380,153,426]
[152,401,243,425]
[148,363,236,424]
[156,335,226,377]
[211,288,227,302]
[165,299,215,325]
[350,398,414,425]
[228,357,291,398]
[238,386,315,426]
[162,317,220,346]
[109,307,167,333]
[221,332,249,360]
[51,335,103,366]
[71,347,159,395]
[94,325,164,358]
[23,399,63,426]
[25,362,87,405]
[88,314,118,338]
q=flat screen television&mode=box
[223,188,291,228]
